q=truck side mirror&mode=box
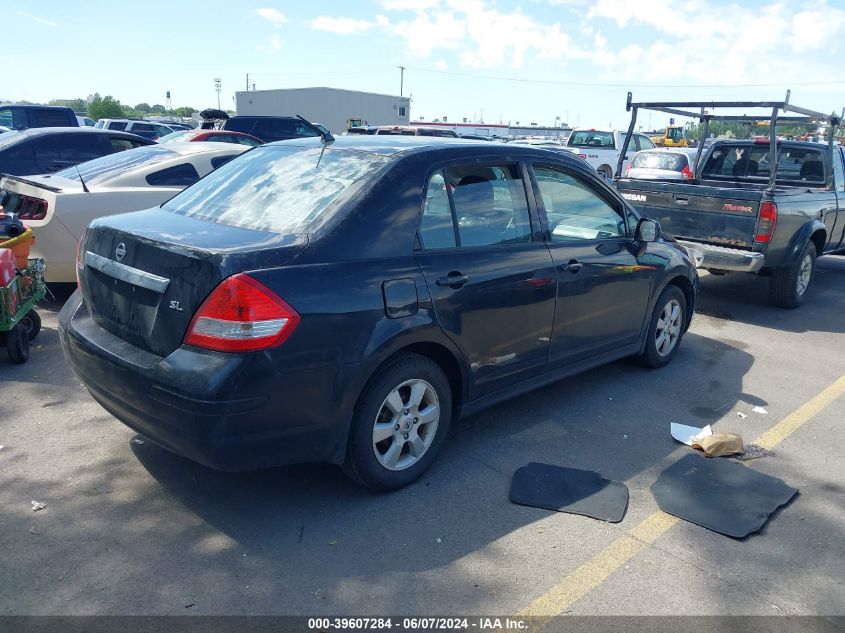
[636,218,660,242]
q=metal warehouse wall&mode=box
[234,88,411,134]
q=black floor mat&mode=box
[651,453,798,538]
[509,462,629,523]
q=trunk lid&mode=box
[79,208,306,357]
[617,180,763,248]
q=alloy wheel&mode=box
[796,253,813,296]
[655,298,683,357]
[372,379,440,471]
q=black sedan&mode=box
[0,127,153,176]
[59,137,698,491]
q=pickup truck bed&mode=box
[616,140,845,308]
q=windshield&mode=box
[631,152,687,171]
[163,145,391,234]
[567,131,615,148]
[667,127,684,142]
[55,145,176,185]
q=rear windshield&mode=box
[631,152,687,171]
[55,145,175,185]
[567,131,615,149]
[162,146,391,233]
[701,144,827,185]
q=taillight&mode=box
[681,165,693,179]
[184,274,300,353]
[624,166,631,177]
[17,195,47,221]
[755,201,778,243]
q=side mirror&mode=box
[636,218,660,242]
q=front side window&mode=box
[637,135,656,150]
[533,166,625,241]
[0,108,28,130]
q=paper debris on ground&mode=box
[692,432,744,457]
[671,423,713,446]
[737,412,748,419]
[31,501,46,512]
[737,443,775,461]
[752,406,768,415]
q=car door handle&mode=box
[436,272,469,287]
[560,260,583,274]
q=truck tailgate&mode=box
[618,182,761,248]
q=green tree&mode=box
[88,95,124,120]
[49,98,86,112]
[151,104,165,113]
[134,103,151,113]
[173,106,195,117]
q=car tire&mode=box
[21,310,41,341]
[770,242,816,309]
[636,285,687,369]
[598,165,613,179]
[343,353,452,492]
[6,323,30,364]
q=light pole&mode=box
[214,78,222,110]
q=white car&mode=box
[562,128,656,179]
[0,142,249,282]
[624,148,699,180]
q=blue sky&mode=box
[5,0,845,130]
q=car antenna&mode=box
[296,115,334,144]
[75,165,90,193]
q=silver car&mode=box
[625,148,698,180]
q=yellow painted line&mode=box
[753,373,845,450]
[518,372,845,617]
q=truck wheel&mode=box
[770,242,816,309]
[21,310,41,341]
[636,285,687,369]
[6,323,30,364]
[343,353,452,491]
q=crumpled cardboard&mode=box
[692,432,744,458]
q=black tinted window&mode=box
[34,138,59,161]
[55,134,103,162]
[145,163,200,187]
[131,123,155,133]
[33,109,72,127]
[107,121,128,131]
[108,136,147,152]
[211,155,236,169]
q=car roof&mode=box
[267,135,587,161]
[0,104,72,110]
[192,129,252,136]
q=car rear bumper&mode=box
[677,240,765,273]
[58,291,352,471]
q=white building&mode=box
[235,87,410,134]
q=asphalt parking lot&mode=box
[1,259,844,618]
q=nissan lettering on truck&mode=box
[614,92,845,308]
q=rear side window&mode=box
[419,164,532,248]
[107,121,128,131]
[533,166,625,241]
[145,163,200,186]
[163,146,389,233]
[54,134,103,162]
[33,109,73,127]
[131,123,155,133]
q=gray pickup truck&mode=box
[614,94,844,308]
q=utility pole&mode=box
[246,73,250,91]
[214,78,222,110]
[398,66,405,97]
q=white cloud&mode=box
[311,16,374,34]
[17,10,57,27]
[382,0,441,10]
[434,59,449,70]
[255,8,287,25]
[272,33,282,49]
